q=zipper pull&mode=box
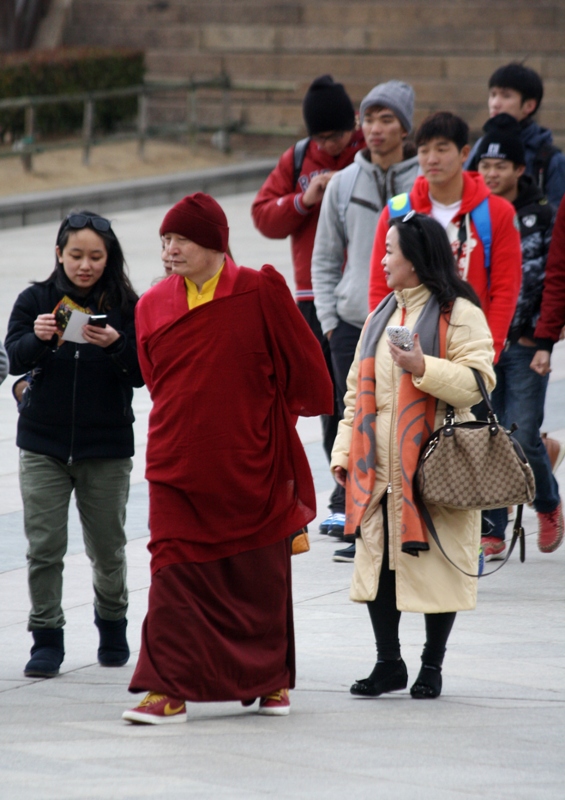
[67,456,73,466]
[387,483,392,494]
[74,349,79,359]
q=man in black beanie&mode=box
[477,122,563,558]
[252,75,364,539]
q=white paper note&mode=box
[61,309,91,343]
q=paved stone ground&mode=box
[0,192,563,800]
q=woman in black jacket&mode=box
[6,211,144,678]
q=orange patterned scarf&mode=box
[345,293,448,555]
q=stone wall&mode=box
[61,0,565,149]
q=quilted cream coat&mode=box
[331,284,496,613]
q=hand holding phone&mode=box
[88,315,107,328]
[386,325,414,351]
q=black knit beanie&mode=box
[478,113,526,165]
[302,75,355,136]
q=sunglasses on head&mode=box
[399,210,429,262]
[66,214,112,232]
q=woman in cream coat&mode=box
[331,212,496,699]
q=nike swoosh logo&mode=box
[164,702,185,716]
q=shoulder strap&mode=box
[337,163,361,243]
[532,143,561,194]
[293,137,310,187]
[387,192,412,218]
[470,197,492,271]
[415,494,525,578]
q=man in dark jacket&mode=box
[478,128,563,557]
[466,63,565,210]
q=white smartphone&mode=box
[386,325,414,351]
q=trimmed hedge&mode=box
[0,46,145,138]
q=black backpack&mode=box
[292,137,310,187]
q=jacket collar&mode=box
[394,283,431,311]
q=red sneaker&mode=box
[538,502,564,553]
[542,434,565,475]
[122,692,187,725]
[481,536,506,562]
[258,688,290,716]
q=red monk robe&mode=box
[129,256,333,702]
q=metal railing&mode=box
[0,74,298,172]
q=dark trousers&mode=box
[366,498,456,666]
[328,318,362,417]
[298,301,344,513]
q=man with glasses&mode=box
[252,75,364,539]
[311,80,418,562]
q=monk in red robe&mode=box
[122,193,333,724]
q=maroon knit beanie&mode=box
[159,192,229,252]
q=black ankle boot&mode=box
[24,628,65,678]
[350,658,408,697]
[410,663,442,699]
[94,609,129,667]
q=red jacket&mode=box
[251,131,364,301]
[368,172,522,360]
[534,195,565,348]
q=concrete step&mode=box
[61,0,565,145]
[67,18,565,56]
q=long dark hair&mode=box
[389,213,481,312]
[40,210,138,314]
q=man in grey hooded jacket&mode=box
[311,80,419,561]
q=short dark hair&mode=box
[389,213,480,312]
[488,63,543,116]
[415,112,469,151]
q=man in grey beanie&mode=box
[311,79,419,562]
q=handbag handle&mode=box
[445,368,497,425]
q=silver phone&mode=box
[386,325,414,351]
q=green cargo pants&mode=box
[19,450,131,630]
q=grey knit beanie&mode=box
[359,80,415,133]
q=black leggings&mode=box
[366,498,456,667]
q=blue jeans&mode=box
[488,342,560,540]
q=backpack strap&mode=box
[336,163,361,243]
[470,197,492,272]
[293,137,310,187]
[532,143,561,195]
[387,192,412,218]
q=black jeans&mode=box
[328,317,362,417]
[298,301,344,513]
[366,497,456,666]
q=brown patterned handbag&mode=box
[414,369,535,576]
